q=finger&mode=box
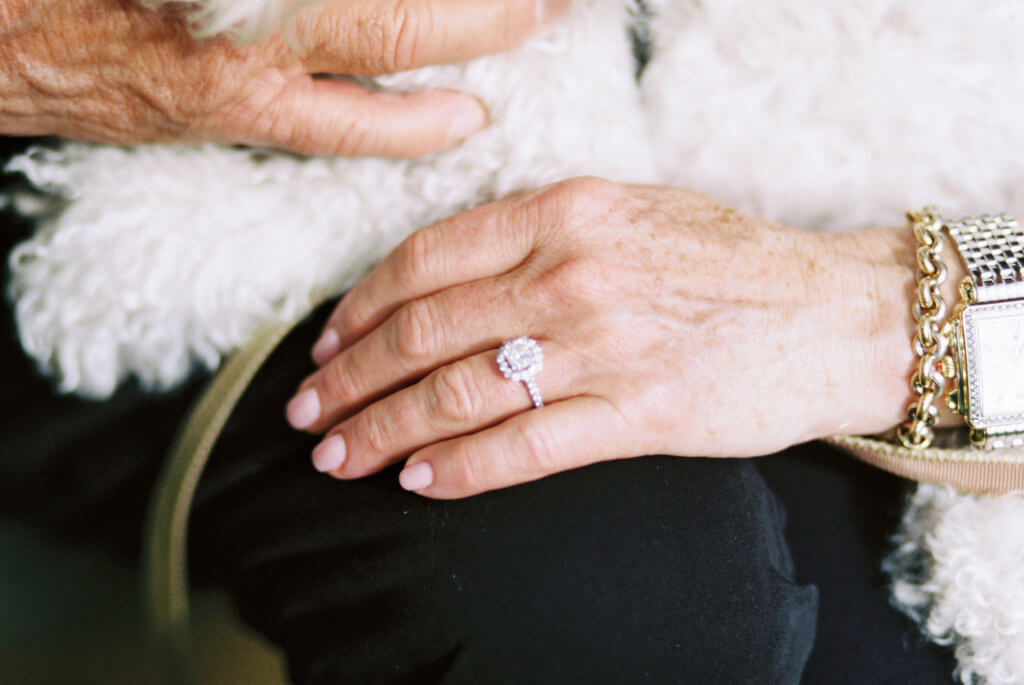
[291,0,574,75]
[312,194,540,363]
[396,396,632,499]
[311,344,577,476]
[292,277,530,433]
[241,76,487,157]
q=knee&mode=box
[208,456,817,684]
[449,456,819,683]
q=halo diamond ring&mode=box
[497,337,544,408]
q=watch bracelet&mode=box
[946,214,1024,302]
[946,213,1024,448]
[897,209,1024,451]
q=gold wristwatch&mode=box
[943,214,1024,449]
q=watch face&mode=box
[962,300,1024,428]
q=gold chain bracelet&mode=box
[897,207,951,449]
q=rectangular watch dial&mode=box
[963,300,1024,428]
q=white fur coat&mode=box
[7,1,1024,682]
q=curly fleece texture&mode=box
[7,1,1024,682]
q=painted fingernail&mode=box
[312,435,347,472]
[312,328,340,365]
[398,462,434,491]
[447,99,488,142]
[286,389,320,429]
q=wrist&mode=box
[806,223,965,440]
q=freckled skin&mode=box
[299,178,944,498]
[0,0,298,144]
[600,183,893,456]
[0,0,560,157]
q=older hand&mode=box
[0,0,569,156]
[288,178,921,498]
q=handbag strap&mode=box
[825,434,1024,495]
[142,314,307,683]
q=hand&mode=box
[0,0,569,156]
[287,178,922,498]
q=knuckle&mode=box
[335,300,366,335]
[384,2,429,72]
[451,449,487,493]
[346,17,389,73]
[529,177,625,243]
[391,299,441,361]
[640,385,688,438]
[332,107,376,156]
[535,255,606,302]
[318,358,360,406]
[357,408,391,457]
[397,228,439,287]
[555,176,622,217]
[204,68,292,142]
[429,364,482,424]
[516,422,559,473]
[335,285,379,335]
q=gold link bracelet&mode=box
[824,208,1024,494]
[897,207,951,449]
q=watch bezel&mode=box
[960,299,1024,430]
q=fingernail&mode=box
[312,328,340,365]
[399,462,433,491]
[538,0,572,24]
[312,435,347,472]
[286,389,320,429]
[447,99,487,142]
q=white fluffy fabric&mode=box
[7,0,1024,681]
[8,0,655,397]
[641,0,1024,230]
[887,485,1024,684]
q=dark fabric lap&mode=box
[1,281,818,682]
[757,447,957,684]
[191,304,818,684]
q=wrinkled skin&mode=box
[288,178,964,498]
[0,0,569,156]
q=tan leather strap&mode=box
[825,433,1024,495]
[142,315,307,683]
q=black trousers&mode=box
[0,144,954,683]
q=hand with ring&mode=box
[287,177,922,498]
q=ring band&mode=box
[497,337,544,408]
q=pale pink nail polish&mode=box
[312,329,340,365]
[312,435,347,472]
[399,462,433,491]
[286,388,320,429]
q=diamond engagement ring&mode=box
[497,337,544,408]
